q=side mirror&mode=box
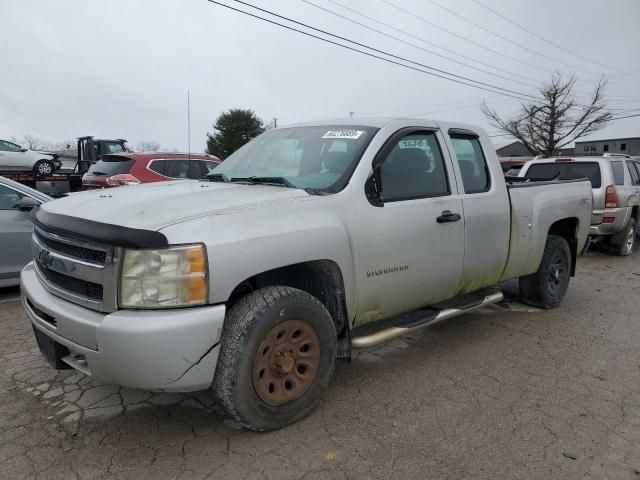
[365,166,383,207]
[16,197,40,211]
[21,148,28,152]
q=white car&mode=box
[0,140,62,175]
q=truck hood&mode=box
[41,180,310,231]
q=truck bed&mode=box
[500,177,592,281]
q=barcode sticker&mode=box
[322,130,365,140]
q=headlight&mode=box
[119,244,208,309]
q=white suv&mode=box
[0,140,62,175]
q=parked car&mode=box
[21,118,591,431]
[0,177,51,287]
[0,140,62,175]
[519,153,640,255]
[82,152,220,189]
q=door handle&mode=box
[437,210,461,223]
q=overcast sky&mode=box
[1,0,639,152]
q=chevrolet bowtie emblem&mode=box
[39,250,53,269]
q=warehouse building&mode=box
[494,140,531,157]
[574,137,640,156]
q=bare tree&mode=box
[135,141,161,152]
[11,135,73,151]
[19,135,48,150]
[482,73,612,156]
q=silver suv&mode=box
[520,153,640,255]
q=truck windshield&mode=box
[210,125,378,192]
[525,162,601,188]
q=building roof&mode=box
[492,140,520,150]
[575,137,640,144]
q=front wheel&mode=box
[519,234,571,309]
[213,286,337,431]
[33,159,54,176]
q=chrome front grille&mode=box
[32,227,120,312]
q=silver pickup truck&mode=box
[21,118,591,430]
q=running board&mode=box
[351,289,504,348]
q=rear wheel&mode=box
[519,234,571,309]
[213,286,336,431]
[33,159,53,176]
[611,218,636,256]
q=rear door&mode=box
[444,130,510,293]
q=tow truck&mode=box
[0,137,127,195]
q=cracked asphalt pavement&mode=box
[2,250,640,479]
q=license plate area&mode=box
[33,327,72,370]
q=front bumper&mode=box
[21,262,226,392]
[589,207,631,237]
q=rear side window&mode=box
[449,135,490,193]
[87,157,134,176]
[611,161,625,185]
[147,159,166,176]
[525,162,601,188]
[165,159,190,179]
[188,161,204,179]
[628,162,640,186]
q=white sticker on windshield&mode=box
[322,129,365,140]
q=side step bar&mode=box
[351,289,504,348]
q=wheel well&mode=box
[631,206,639,221]
[227,260,351,360]
[548,218,578,276]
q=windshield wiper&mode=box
[231,176,296,188]
[89,171,107,176]
[206,172,231,183]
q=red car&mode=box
[82,152,220,189]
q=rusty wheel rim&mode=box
[252,320,321,406]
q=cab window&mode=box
[379,132,449,201]
[449,135,490,194]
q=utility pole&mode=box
[187,90,191,161]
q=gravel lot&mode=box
[1,249,640,479]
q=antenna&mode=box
[187,90,191,161]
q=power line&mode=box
[206,0,538,101]
[611,112,640,121]
[229,0,538,99]
[422,0,607,79]
[317,0,543,87]
[358,95,502,116]
[379,0,591,78]
[300,0,540,90]
[469,0,635,77]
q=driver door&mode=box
[353,129,464,325]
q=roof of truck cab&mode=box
[285,117,487,133]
